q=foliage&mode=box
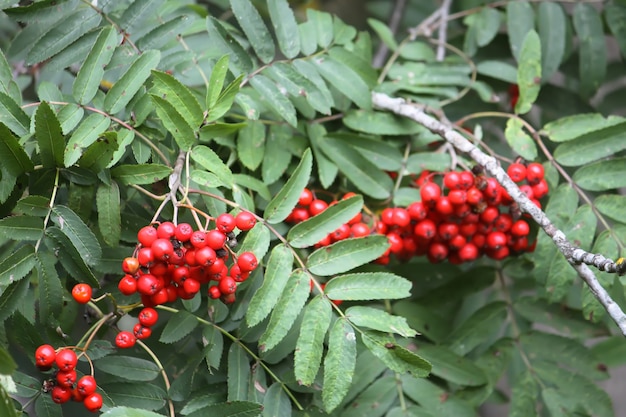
[0,0,626,416]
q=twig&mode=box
[436,0,453,61]
[371,91,626,336]
[372,0,408,68]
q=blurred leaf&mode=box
[103,383,166,411]
[327,132,402,171]
[64,113,111,167]
[267,0,300,59]
[323,319,356,412]
[246,244,293,327]
[324,272,411,301]
[111,164,172,185]
[263,383,291,417]
[186,401,263,417]
[445,302,507,356]
[0,384,18,417]
[294,295,332,386]
[510,371,538,417]
[231,0,274,64]
[347,306,416,338]
[151,94,196,151]
[191,145,233,186]
[160,310,199,344]
[207,55,230,109]
[606,5,626,59]
[406,153,452,174]
[400,377,473,417]
[35,252,63,322]
[249,75,297,127]
[595,195,626,223]
[476,7,501,47]
[264,148,312,223]
[51,205,101,265]
[393,301,451,343]
[227,343,250,401]
[573,158,626,191]
[504,117,537,160]
[573,3,606,98]
[307,9,334,48]
[542,113,624,142]
[262,125,291,184]
[104,49,161,114]
[118,0,165,32]
[35,393,61,417]
[343,110,424,135]
[414,344,487,386]
[515,30,541,114]
[135,14,189,51]
[233,174,271,201]
[0,276,30,322]
[287,195,363,248]
[35,101,65,168]
[307,235,389,276]
[591,336,626,368]
[328,47,377,88]
[101,406,170,417]
[151,70,204,128]
[537,2,566,81]
[96,356,160,382]
[0,216,43,241]
[476,60,517,84]
[313,55,371,109]
[45,226,99,287]
[259,269,310,352]
[506,1,534,61]
[553,122,626,166]
[0,245,36,286]
[73,27,119,104]
[206,17,253,76]
[361,332,431,377]
[368,18,397,51]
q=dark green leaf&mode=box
[103,383,166,411]
[515,30,541,114]
[206,17,253,76]
[606,5,626,59]
[35,101,65,168]
[159,310,199,343]
[35,393,62,417]
[96,182,121,247]
[135,14,189,51]
[51,205,101,265]
[294,295,332,386]
[191,145,233,186]
[64,113,111,167]
[262,383,291,417]
[0,123,34,175]
[307,235,389,276]
[151,94,196,151]
[101,406,169,417]
[0,216,43,241]
[0,384,18,417]
[313,55,371,109]
[507,1,534,61]
[231,0,274,64]
[151,70,203,128]
[553,122,626,166]
[73,27,119,104]
[249,75,297,127]
[105,50,161,114]
[342,375,397,417]
[186,401,263,417]
[287,195,363,248]
[542,113,624,142]
[264,148,312,223]
[414,344,487,386]
[0,245,36,286]
[595,195,626,223]
[203,325,225,370]
[573,157,626,191]
[509,371,538,417]
[0,276,30,322]
[323,319,356,412]
[324,272,411,301]
[400,377,473,417]
[267,0,300,59]
[346,306,416,338]
[207,55,231,110]
[504,117,537,160]
[79,131,119,172]
[45,226,99,287]
[227,343,250,401]
[96,356,160,382]
[591,336,626,368]
[445,302,507,355]
[361,332,431,378]
[538,2,566,81]
[35,252,63,322]
[573,4,606,98]
[111,164,172,185]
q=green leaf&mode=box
[0,276,29,322]
[0,245,36,286]
[249,75,297,127]
[236,222,271,261]
[361,332,431,378]
[287,195,363,248]
[35,102,65,168]
[406,153,452,174]
[306,9,334,48]
[259,269,310,352]
[151,70,203,129]
[553,122,626,166]
[35,252,63,322]
[102,383,165,410]
[475,7,501,47]
[573,4,606,98]
[343,110,424,135]
[510,371,538,417]
[246,244,293,327]
[537,2,566,81]
[79,131,119,172]
[35,393,62,417]
[323,319,356,413]
[205,17,253,76]
[342,376,398,417]
[294,295,332,386]
[233,174,271,201]
[444,302,507,355]
[515,30,541,114]
[51,205,101,266]
[346,306,417,338]
[319,138,393,199]
[111,164,172,185]
[96,356,160,382]
[159,310,198,344]
[200,122,247,140]
[606,5,626,59]
[414,344,487,386]
[313,55,371,109]
[261,124,292,184]
[186,401,263,417]
[264,148,312,223]
[191,145,233,186]
[0,92,28,137]
[96,182,121,247]
[542,113,625,142]
[476,60,518,84]
[227,343,250,401]
[231,0,274,64]
[151,94,196,151]
[44,226,99,287]
[368,18,397,51]
[504,117,537,160]
[265,62,331,115]
[0,216,43,241]
[506,1,534,61]
[328,132,402,171]
[0,123,34,175]
[262,383,291,417]
[573,157,626,191]
[73,27,119,104]
[64,113,111,167]
[236,120,265,171]
[203,326,225,370]
[207,55,230,109]
[324,272,411,301]
[307,235,389,276]
[104,49,161,114]
[595,195,626,223]
[135,14,189,51]
[267,0,300,59]
[101,406,169,417]
[0,384,18,417]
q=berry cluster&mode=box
[115,212,258,348]
[34,345,102,412]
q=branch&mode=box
[436,0,453,61]
[371,92,626,336]
[372,0,407,68]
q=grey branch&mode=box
[371,92,626,335]
[436,0,452,61]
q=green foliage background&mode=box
[1,0,626,416]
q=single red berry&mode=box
[133,323,152,340]
[195,246,217,266]
[137,225,158,247]
[350,222,370,237]
[315,234,332,248]
[77,375,97,396]
[438,223,459,241]
[72,283,92,304]
[137,274,160,296]
[298,188,314,206]
[458,243,479,262]
[149,262,168,276]
[427,242,448,263]
[115,331,136,348]
[486,231,508,250]
[459,222,478,237]
[448,234,467,251]
[216,213,236,233]
[507,163,527,182]
[51,385,72,404]
[137,248,154,267]
[72,387,85,402]
[479,206,500,224]
[235,211,256,231]
[494,214,513,232]
[487,245,510,260]
[183,278,201,294]
[454,203,472,218]
[414,219,437,239]
[519,184,534,199]
[237,252,258,272]
[206,229,227,250]
[387,232,404,254]
[466,187,484,205]
[420,182,441,205]
[151,288,169,306]
[511,220,530,237]
[459,171,475,190]
[448,189,467,205]
[156,221,176,239]
[407,201,428,220]
[532,179,549,199]
[219,276,237,295]
[55,349,78,371]
[443,171,461,190]
[56,369,77,388]
[83,392,103,412]
[118,274,137,295]
[526,162,545,185]
[331,224,351,241]
[175,223,194,242]
[309,199,328,216]
[121,257,140,274]
[151,238,174,261]
[208,285,221,299]
[380,208,394,225]
[35,344,56,370]
[190,230,207,248]
[138,307,159,327]
[435,196,453,215]
[230,264,250,282]
[391,208,411,227]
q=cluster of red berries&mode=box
[34,345,102,412]
[115,212,258,348]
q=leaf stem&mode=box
[34,168,60,252]
[136,339,176,417]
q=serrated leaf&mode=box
[573,158,626,191]
[0,92,28,136]
[236,222,271,261]
[322,319,356,413]
[151,70,203,128]
[103,383,166,411]
[44,226,99,287]
[35,101,65,168]
[510,371,538,417]
[233,174,271,201]
[313,55,371,109]
[64,113,111,167]
[186,401,263,417]
[35,393,61,417]
[206,17,253,76]
[0,276,29,322]
[231,0,274,64]
[319,138,392,199]
[368,18,397,51]
[104,49,160,114]
[246,244,293,327]
[445,302,507,355]
[475,7,501,47]
[261,124,291,184]
[346,306,417,338]
[0,245,36,286]
[538,2,566,81]
[342,375,397,417]
[159,310,199,343]
[361,332,431,378]
[96,182,121,247]
[606,5,626,59]
[227,343,250,401]
[595,195,626,223]
[0,123,34,175]
[262,383,291,417]
[542,113,625,142]
[324,272,411,301]
[573,4,606,98]
[307,235,389,276]
[79,131,119,172]
[287,195,363,248]
[414,344,487,386]
[191,145,233,186]
[507,1,534,61]
[73,27,119,104]
[406,153,452,174]
[101,406,169,417]
[294,296,332,386]
[207,55,230,109]
[135,14,189,51]
[553,122,626,166]
[151,94,196,151]
[265,62,331,115]
[96,356,160,382]
[264,148,312,223]
[35,252,63,322]
[343,110,424,135]
[51,205,101,265]
[0,216,43,241]
[111,164,172,185]
[249,75,297,127]
[504,117,537,160]
[259,269,310,352]
[203,325,225,370]
[267,0,300,59]
[515,30,541,114]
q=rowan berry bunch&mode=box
[115,211,258,348]
[34,344,102,412]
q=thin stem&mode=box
[436,0,453,61]
[177,35,209,88]
[130,184,168,201]
[372,0,408,68]
[80,0,140,54]
[35,168,60,252]
[384,300,407,411]
[76,313,115,351]
[388,141,412,205]
[136,339,176,417]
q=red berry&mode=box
[427,242,448,263]
[51,385,72,404]
[151,238,174,261]
[118,274,137,295]
[83,392,103,412]
[466,187,484,205]
[175,223,194,242]
[391,208,411,227]
[115,331,136,348]
[449,234,467,251]
[137,274,160,296]
[208,285,221,299]
[55,349,77,371]
[448,189,467,205]
[526,162,545,185]
[494,214,513,232]
[237,252,258,272]
[407,201,428,221]
[480,206,500,224]
[133,323,152,340]
[486,231,507,250]
[137,248,154,267]
[139,307,159,327]
[437,223,459,241]
[350,222,370,237]
[309,199,328,216]
[72,283,92,304]
[219,276,237,295]
[331,224,351,241]
[414,219,436,239]
[77,375,97,396]
[56,369,77,388]
[35,344,56,370]
[156,221,176,239]
[435,196,453,215]
[511,220,530,237]
[230,264,250,282]
[298,188,314,206]
[420,182,441,205]
[459,171,475,190]
[137,225,158,247]
[507,163,527,182]
[216,213,236,233]
[532,179,549,199]
[183,278,201,294]
[235,211,256,231]
[206,229,227,250]
[519,184,534,199]
[458,243,479,262]
[443,171,461,190]
[195,246,217,266]
[381,208,394,225]
[190,230,207,248]
[387,232,404,254]
[122,257,140,274]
